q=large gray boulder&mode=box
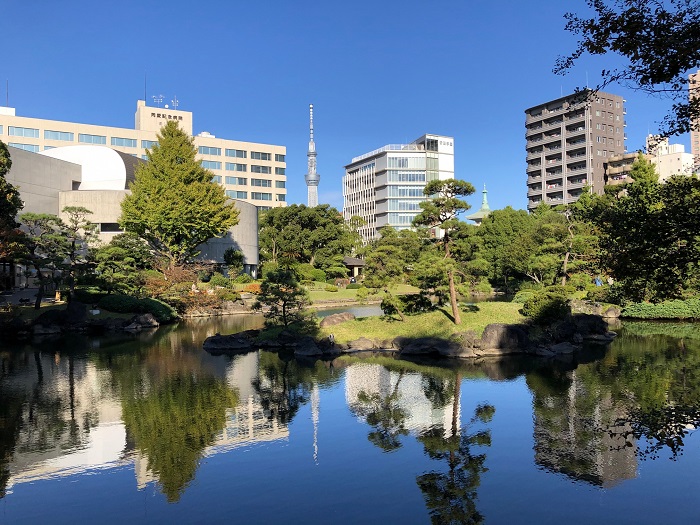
[320,312,356,328]
[397,336,458,356]
[347,337,376,351]
[480,323,529,354]
[294,336,322,357]
[203,329,260,355]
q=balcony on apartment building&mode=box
[525,125,543,137]
[527,164,542,174]
[567,176,588,189]
[527,149,543,161]
[566,126,586,138]
[527,185,542,196]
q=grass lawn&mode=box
[319,301,526,343]
[308,283,420,303]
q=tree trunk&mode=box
[561,250,571,286]
[448,269,461,325]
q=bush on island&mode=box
[522,286,570,324]
[324,285,339,292]
[209,272,234,289]
[622,298,700,320]
[346,283,362,289]
[97,294,178,323]
[233,273,253,284]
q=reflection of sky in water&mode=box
[1,323,699,524]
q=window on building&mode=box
[388,186,425,197]
[275,167,285,175]
[100,223,123,233]
[226,190,248,199]
[387,157,426,169]
[44,146,55,151]
[616,101,621,108]
[201,160,222,170]
[426,138,438,151]
[388,170,427,182]
[141,155,148,160]
[275,153,285,162]
[79,134,106,144]
[277,194,286,201]
[111,137,137,147]
[9,126,39,138]
[142,140,157,149]
[225,162,247,172]
[251,178,272,187]
[596,123,601,130]
[8,143,39,152]
[198,146,221,156]
[212,175,222,183]
[251,165,271,174]
[251,192,272,200]
[275,180,286,188]
[0,125,3,134]
[225,176,247,185]
[258,206,272,212]
[251,151,271,161]
[595,110,601,117]
[44,130,74,141]
[226,149,246,158]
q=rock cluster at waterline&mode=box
[203,312,617,359]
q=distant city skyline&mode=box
[1,0,690,213]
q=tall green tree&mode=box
[61,206,99,295]
[413,179,475,325]
[555,0,700,136]
[19,213,70,308]
[258,204,359,271]
[120,121,239,268]
[0,140,24,259]
[253,267,310,327]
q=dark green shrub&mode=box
[622,298,700,320]
[346,283,362,289]
[98,294,141,313]
[73,287,108,304]
[324,285,338,292]
[197,270,212,283]
[97,294,178,323]
[233,273,253,284]
[522,286,570,324]
[326,279,337,285]
[216,289,240,302]
[311,268,327,282]
[140,298,178,323]
[512,290,536,304]
[398,293,434,314]
[209,272,234,289]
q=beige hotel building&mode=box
[0,100,287,210]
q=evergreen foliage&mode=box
[0,140,24,259]
[253,267,310,326]
[120,121,239,267]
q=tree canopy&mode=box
[555,0,700,136]
[0,140,24,259]
[120,121,239,268]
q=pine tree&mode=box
[0,140,25,259]
[120,121,239,268]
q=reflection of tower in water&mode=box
[312,383,319,464]
[531,370,638,488]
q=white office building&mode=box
[342,134,454,241]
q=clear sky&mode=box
[1,0,687,212]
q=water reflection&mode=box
[1,319,700,520]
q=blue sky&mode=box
[1,0,687,212]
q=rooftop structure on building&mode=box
[304,104,320,207]
[605,134,695,186]
[525,90,626,211]
[0,100,287,211]
[343,134,454,242]
[466,185,491,225]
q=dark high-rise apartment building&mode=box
[525,90,626,211]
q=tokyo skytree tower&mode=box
[304,104,320,207]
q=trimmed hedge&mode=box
[209,272,234,289]
[324,285,339,292]
[97,295,178,323]
[522,286,570,324]
[622,298,700,320]
[73,287,108,304]
[346,283,362,289]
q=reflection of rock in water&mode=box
[531,370,637,488]
[345,364,459,438]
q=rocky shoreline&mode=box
[203,307,619,360]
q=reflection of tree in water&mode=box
[122,374,238,503]
[416,365,494,525]
[351,371,408,452]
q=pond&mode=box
[1,317,699,524]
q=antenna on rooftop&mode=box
[152,94,164,107]
[171,96,179,110]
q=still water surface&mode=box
[1,316,699,524]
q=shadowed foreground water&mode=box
[1,315,699,524]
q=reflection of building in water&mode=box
[531,370,637,488]
[4,350,289,494]
[345,364,459,437]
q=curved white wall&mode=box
[40,146,129,190]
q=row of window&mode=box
[388,186,425,197]
[199,161,284,174]
[595,123,622,133]
[197,147,284,162]
[213,176,286,188]
[224,191,286,201]
[387,156,426,169]
[387,170,426,183]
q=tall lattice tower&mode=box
[304,104,320,207]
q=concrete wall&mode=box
[6,146,81,215]
[59,190,129,243]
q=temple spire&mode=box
[304,104,320,207]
